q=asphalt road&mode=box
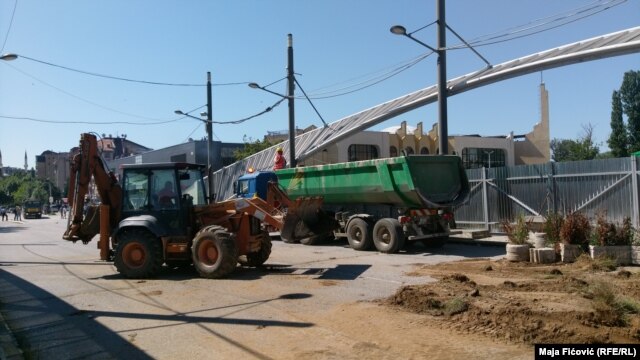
[0,215,505,359]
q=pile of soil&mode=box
[382,256,640,345]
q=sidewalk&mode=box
[0,312,22,360]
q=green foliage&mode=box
[550,124,599,162]
[620,70,640,152]
[542,212,564,245]
[233,135,279,161]
[502,213,530,245]
[0,172,61,205]
[559,212,591,245]
[608,90,629,157]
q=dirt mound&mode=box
[383,257,640,345]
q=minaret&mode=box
[0,150,3,176]
[24,151,28,170]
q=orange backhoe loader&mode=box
[63,133,332,279]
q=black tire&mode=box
[421,236,448,248]
[238,231,272,267]
[114,228,163,278]
[192,225,238,278]
[373,218,405,254]
[346,218,373,251]
[299,232,334,246]
[282,220,306,244]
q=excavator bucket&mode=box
[62,205,101,244]
[281,198,338,242]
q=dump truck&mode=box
[237,155,469,253]
[63,133,326,279]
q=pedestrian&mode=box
[273,147,287,170]
[16,205,22,221]
[0,207,7,221]
[61,205,67,219]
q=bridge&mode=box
[213,26,640,201]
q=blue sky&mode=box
[1,0,638,168]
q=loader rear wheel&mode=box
[238,231,272,267]
[114,229,163,278]
[373,218,405,254]
[346,218,373,251]
[192,225,238,279]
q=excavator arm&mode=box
[63,133,122,246]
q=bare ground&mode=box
[380,255,640,346]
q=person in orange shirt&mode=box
[273,147,287,170]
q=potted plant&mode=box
[632,228,640,266]
[503,214,531,262]
[559,211,590,263]
[589,213,632,266]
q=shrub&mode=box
[592,212,633,246]
[543,211,564,245]
[502,214,530,245]
[559,212,591,245]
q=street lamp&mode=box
[390,0,448,155]
[0,53,18,61]
[174,72,214,203]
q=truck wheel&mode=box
[238,231,272,267]
[346,218,373,251]
[421,236,448,248]
[373,218,405,254]
[300,232,334,246]
[114,229,163,278]
[192,225,238,278]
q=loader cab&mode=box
[120,163,207,234]
[236,171,278,200]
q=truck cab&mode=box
[235,170,278,199]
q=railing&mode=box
[455,157,640,232]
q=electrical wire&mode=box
[3,62,178,122]
[447,0,627,49]
[0,0,18,54]
[13,54,250,87]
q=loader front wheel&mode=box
[192,225,238,278]
[238,231,272,267]
[114,229,163,278]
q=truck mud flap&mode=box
[281,199,339,242]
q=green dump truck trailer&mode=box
[275,155,470,253]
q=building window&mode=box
[461,148,506,169]
[404,147,414,155]
[348,144,379,161]
[389,146,398,157]
[420,147,429,154]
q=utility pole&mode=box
[206,72,214,203]
[287,34,296,168]
[436,0,448,155]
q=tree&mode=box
[607,90,628,157]
[551,124,599,162]
[233,135,279,161]
[619,70,640,152]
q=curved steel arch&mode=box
[213,26,640,201]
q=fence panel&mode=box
[455,157,639,232]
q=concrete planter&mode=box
[560,243,583,263]
[529,247,556,264]
[589,245,632,266]
[506,244,530,262]
[531,232,546,248]
[632,246,640,265]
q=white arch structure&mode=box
[213,26,640,200]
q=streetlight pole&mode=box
[286,34,296,168]
[206,72,214,202]
[436,0,448,155]
[174,71,213,202]
[390,0,448,155]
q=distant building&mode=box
[96,135,152,161]
[35,151,71,192]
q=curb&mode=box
[0,312,22,360]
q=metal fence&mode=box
[455,157,640,232]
